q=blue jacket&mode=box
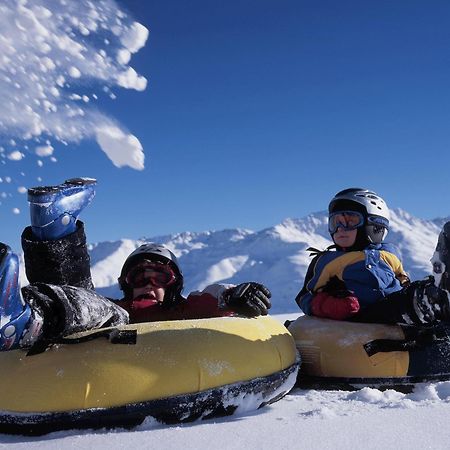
[296,243,409,315]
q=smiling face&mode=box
[125,261,177,307]
[132,283,166,305]
[332,228,358,249]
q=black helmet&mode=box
[118,243,183,306]
[328,188,390,247]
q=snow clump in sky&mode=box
[0,0,148,170]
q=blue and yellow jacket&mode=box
[296,243,409,315]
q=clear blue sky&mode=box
[2,0,450,252]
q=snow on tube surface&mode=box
[0,315,299,435]
[288,315,450,390]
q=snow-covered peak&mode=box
[90,208,444,314]
[270,213,330,244]
[387,208,441,278]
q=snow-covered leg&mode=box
[28,178,96,241]
[431,222,450,291]
[0,243,42,350]
[22,284,129,340]
[21,221,94,289]
[409,276,450,324]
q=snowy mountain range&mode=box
[88,209,448,314]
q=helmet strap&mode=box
[366,225,387,245]
[161,278,184,308]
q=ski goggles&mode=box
[329,212,389,234]
[328,211,365,234]
[125,262,177,289]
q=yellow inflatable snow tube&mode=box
[289,315,408,378]
[0,316,298,434]
[288,315,450,389]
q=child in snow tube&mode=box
[0,178,272,350]
[295,188,450,326]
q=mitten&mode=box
[311,291,359,320]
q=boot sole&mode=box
[28,178,97,202]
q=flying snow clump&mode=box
[0,0,148,170]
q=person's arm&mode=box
[189,282,271,317]
[296,258,360,320]
[395,264,410,286]
[295,255,320,315]
[310,291,360,320]
[380,249,410,287]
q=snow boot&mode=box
[0,243,34,350]
[28,177,96,241]
[411,276,450,324]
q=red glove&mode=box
[311,291,360,320]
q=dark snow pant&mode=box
[350,288,418,325]
[22,222,94,289]
[435,222,450,291]
[20,222,128,340]
[349,278,450,326]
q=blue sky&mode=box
[1,0,450,252]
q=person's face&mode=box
[132,283,166,303]
[126,260,176,305]
[333,228,357,249]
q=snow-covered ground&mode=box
[5,389,450,450]
[3,312,450,449]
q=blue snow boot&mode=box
[28,177,96,241]
[0,243,32,350]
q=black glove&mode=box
[223,282,272,317]
[323,276,355,298]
